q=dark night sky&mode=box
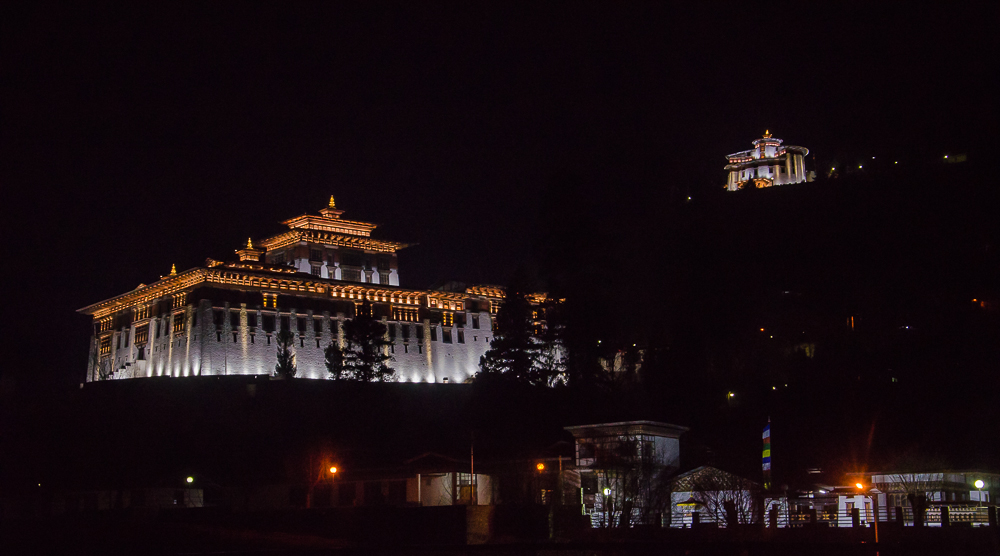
[2,1,996,387]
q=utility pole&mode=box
[470,431,476,505]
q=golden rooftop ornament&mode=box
[170,264,177,276]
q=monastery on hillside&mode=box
[79,197,529,384]
[724,131,814,191]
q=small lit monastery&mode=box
[79,198,530,384]
[725,131,813,191]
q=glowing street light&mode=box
[536,463,545,472]
[855,482,864,490]
[603,487,611,496]
[975,479,985,508]
[186,476,194,484]
[329,466,338,474]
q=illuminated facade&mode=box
[79,198,514,384]
[724,131,812,191]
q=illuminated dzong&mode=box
[78,197,521,384]
[725,131,813,191]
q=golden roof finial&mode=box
[328,195,336,209]
[763,129,772,138]
[170,264,177,276]
[247,237,254,249]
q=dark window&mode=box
[297,318,307,333]
[472,315,480,329]
[281,316,290,331]
[230,312,239,328]
[387,481,407,504]
[442,330,452,344]
[416,325,424,340]
[271,252,285,265]
[338,484,355,506]
[311,265,321,276]
[379,273,390,285]
[289,486,307,507]
[340,251,364,267]
[213,309,224,327]
[312,486,332,508]
[342,268,361,282]
[377,256,391,271]
[457,330,465,343]
[263,315,275,332]
[581,475,598,495]
[310,249,323,262]
[430,326,437,342]
[388,323,396,339]
[401,325,410,340]
[248,314,258,329]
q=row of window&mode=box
[206,323,484,347]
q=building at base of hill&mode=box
[565,421,688,527]
[77,197,540,384]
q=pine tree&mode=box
[274,329,297,378]
[325,301,396,381]
[478,272,558,386]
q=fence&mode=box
[662,503,997,529]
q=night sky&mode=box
[3,2,997,392]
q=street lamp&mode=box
[975,479,985,508]
[855,481,878,543]
[329,466,338,475]
[186,476,194,484]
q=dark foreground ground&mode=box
[3,512,998,556]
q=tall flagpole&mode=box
[762,418,772,490]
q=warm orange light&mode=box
[536,463,545,471]
[855,482,864,489]
[329,466,338,474]
[760,328,765,332]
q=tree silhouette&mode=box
[478,271,559,386]
[325,301,396,382]
[274,329,297,378]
